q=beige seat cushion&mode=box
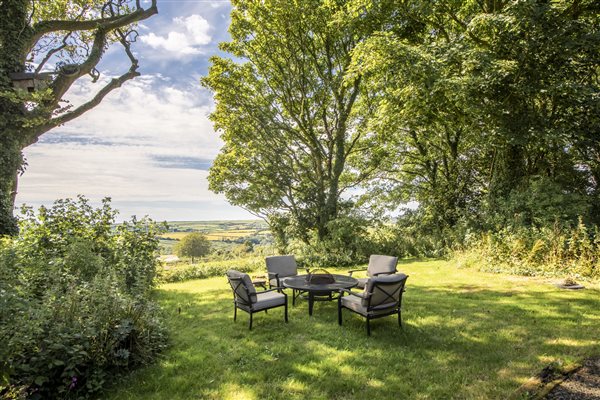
[341,294,395,316]
[253,291,286,311]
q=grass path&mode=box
[105,260,600,399]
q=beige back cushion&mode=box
[226,269,257,304]
[367,255,398,277]
[265,255,298,278]
[362,274,408,308]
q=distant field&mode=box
[161,230,259,241]
[160,220,270,243]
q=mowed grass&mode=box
[105,260,600,400]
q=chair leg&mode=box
[337,297,343,326]
[292,289,296,306]
[249,312,253,330]
[234,305,237,322]
[398,310,402,328]
[366,317,371,336]
[284,299,288,323]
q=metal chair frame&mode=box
[268,271,307,306]
[266,256,309,306]
[338,275,408,336]
[227,275,288,330]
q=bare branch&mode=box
[29,66,140,145]
[30,0,157,51]
[35,32,72,74]
[48,28,108,106]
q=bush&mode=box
[0,197,167,399]
[290,213,455,268]
[454,217,599,279]
[485,177,592,230]
[158,257,263,283]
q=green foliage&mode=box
[202,0,374,242]
[455,218,599,279]
[350,0,599,232]
[0,197,167,399]
[158,257,262,283]
[0,197,18,236]
[485,176,592,229]
[198,0,598,269]
[293,215,373,267]
[174,232,211,262]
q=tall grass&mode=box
[455,218,599,279]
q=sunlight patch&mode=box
[221,383,256,400]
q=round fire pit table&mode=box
[282,274,358,316]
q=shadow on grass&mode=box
[107,278,600,400]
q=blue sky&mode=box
[16,0,255,222]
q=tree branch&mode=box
[29,66,139,145]
[34,32,72,74]
[46,27,108,108]
[29,0,157,51]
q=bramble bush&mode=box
[454,217,599,279]
[158,257,262,283]
[0,197,167,399]
[291,213,452,268]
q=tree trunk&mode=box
[0,134,23,235]
[0,0,30,235]
[489,144,526,199]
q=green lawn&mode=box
[105,260,600,400]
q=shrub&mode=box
[291,216,375,268]
[290,213,455,268]
[0,197,167,399]
[454,218,599,279]
[158,257,263,283]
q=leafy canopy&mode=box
[175,232,211,262]
[203,0,376,244]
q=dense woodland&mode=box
[203,0,600,276]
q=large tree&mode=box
[202,0,376,244]
[352,0,600,229]
[175,232,211,263]
[0,0,158,235]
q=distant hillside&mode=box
[159,220,271,254]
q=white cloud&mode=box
[210,1,229,8]
[140,15,211,56]
[17,74,253,221]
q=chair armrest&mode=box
[347,268,367,276]
[372,270,397,276]
[338,288,365,298]
[260,287,286,294]
[267,272,280,287]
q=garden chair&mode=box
[348,254,399,289]
[338,273,408,336]
[265,255,308,305]
[226,269,288,330]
